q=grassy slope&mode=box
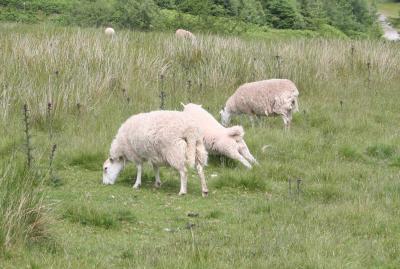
[378,2,400,17]
[378,1,400,29]
[1,23,400,268]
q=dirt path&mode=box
[378,14,400,41]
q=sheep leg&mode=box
[133,163,142,189]
[287,110,293,129]
[238,143,258,165]
[282,114,290,130]
[226,150,252,169]
[255,114,261,128]
[282,111,293,130]
[153,165,161,188]
[178,167,188,196]
[196,163,208,197]
[249,115,255,128]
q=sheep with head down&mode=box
[220,79,299,129]
[105,27,115,36]
[175,29,197,44]
[181,103,257,169]
[102,110,209,197]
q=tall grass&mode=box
[0,23,399,125]
[0,158,46,253]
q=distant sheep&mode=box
[105,27,115,36]
[102,111,209,197]
[220,79,299,129]
[175,29,196,43]
[182,103,257,169]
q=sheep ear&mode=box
[109,157,114,163]
[118,156,124,161]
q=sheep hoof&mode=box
[202,191,208,198]
[154,182,162,188]
[133,184,141,189]
[178,192,186,196]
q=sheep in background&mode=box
[105,27,115,36]
[220,79,299,129]
[175,29,196,44]
[102,111,209,197]
[182,103,257,169]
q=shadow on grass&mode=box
[211,168,266,191]
[207,155,240,169]
[118,165,182,194]
[304,184,342,204]
[365,144,396,160]
[62,204,136,229]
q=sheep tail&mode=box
[227,125,244,138]
[183,127,199,168]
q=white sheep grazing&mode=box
[182,103,257,169]
[102,111,209,197]
[105,27,115,36]
[220,79,299,129]
[175,29,196,43]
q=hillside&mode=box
[0,0,382,38]
[377,0,400,29]
[1,23,400,267]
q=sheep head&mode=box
[102,157,124,185]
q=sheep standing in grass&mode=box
[102,111,209,197]
[220,79,299,129]
[105,27,115,36]
[175,29,196,44]
[182,103,257,169]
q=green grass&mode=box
[378,1,400,29]
[378,2,400,18]
[62,204,136,229]
[1,23,400,268]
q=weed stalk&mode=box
[23,104,33,169]
[296,178,302,199]
[275,55,282,78]
[49,144,58,184]
[187,79,192,103]
[367,62,371,90]
[350,46,355,70]
[47,102,53,140]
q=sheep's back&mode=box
[116,111,195,164]
[183,106,225,136]
[228,79,298,115]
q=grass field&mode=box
[378,1,400,29]
[1,23,400,268]
[378,1,400,18]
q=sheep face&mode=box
[220,108,231,127]
[102,158,123,185]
